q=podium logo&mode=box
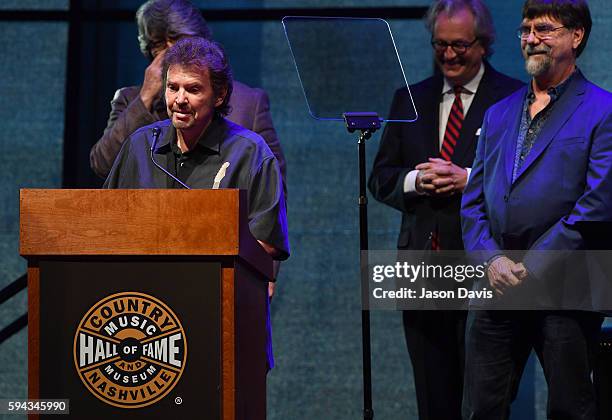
[73,292,187,409]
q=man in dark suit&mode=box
[461,0,612,418]
[368,1,522,418]
[89,0,286,195]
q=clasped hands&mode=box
[487,256,529,296]
[415,158,468,196]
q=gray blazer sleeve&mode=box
[228,83,287,196]
[250,89,287,194]
[90,87,157,179]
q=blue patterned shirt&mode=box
[512,70,576,181]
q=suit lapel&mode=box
[502,90,526,186]
[424,76,443,159]
[513,73,587,182]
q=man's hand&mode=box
[258,240,281,302]
[487,256,526,296]
[512,262,529,281]
[258,240,281,259]
[139,49,166,111]
[268,261,281,301]
[415,158,468,196]
[268,282,275,300]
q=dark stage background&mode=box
[0,1,610,419]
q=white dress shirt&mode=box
[404,63,485,193]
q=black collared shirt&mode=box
[104,116,289,259]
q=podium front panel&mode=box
[37,260,221,419]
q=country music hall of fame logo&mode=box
[73,292,187,408]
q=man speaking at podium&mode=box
[104,37,289,266]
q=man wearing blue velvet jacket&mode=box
[461,0,612,418]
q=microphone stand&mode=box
[150,127,191,190]
[344,112,381,420]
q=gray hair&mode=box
[425,0,496,57]
[163,37,233,117]
[136,0,212,59]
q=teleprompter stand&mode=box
[283,17,418,419]
[345,112,381,420]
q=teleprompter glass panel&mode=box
[283,16,417,122]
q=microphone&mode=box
[150,127,191,189]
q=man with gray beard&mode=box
[461,0,612,418]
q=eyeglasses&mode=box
[431,38,479,55]
[516,24,566,40]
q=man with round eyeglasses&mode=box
[516,23,568,41]
[461,0,612,418]
[368,1,523,418]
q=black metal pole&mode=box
[359,130,374,420]
[343,113,379,419]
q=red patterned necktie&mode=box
[432,85,464,251]
[440,85,464,161]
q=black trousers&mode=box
[403,310,467,420]
[462,310,603,420]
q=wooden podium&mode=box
[20,189,272,420]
